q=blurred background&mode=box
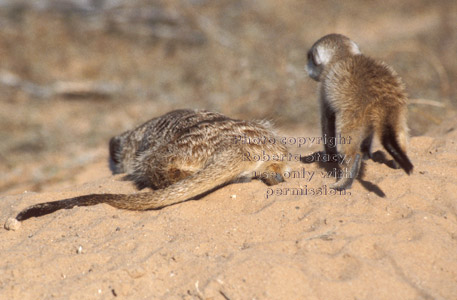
[0,0,456,195]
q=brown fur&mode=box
[14,109,288,222]
[305,34,413,190]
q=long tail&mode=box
[381,125,413,174]
[15,194,125,221]
[15,159,247,222]
[107,159,247,210]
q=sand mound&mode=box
[1,121,457,299]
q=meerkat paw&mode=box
[390,160,401,169]
[362,151,372,161]
[330,153,361,190]
[371,151,401,169]
[330,177,354,191]
[261,173,285,186]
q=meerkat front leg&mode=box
[321,100,337,157]
[301,99,337,164]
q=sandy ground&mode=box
[1,2,456,299]
[1,120,457,300]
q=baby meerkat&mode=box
[305,33,413,190]
[8,109,288,226]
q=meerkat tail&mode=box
[15,194,126,221]
[107,160,250,210]
[381,125,413,174]
[14,160,252,222]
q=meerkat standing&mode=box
[305,33,413,190]
[7,109,288,227]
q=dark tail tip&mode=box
[381,125,414,175]
[15,198,78,221]
[15,195,107,222]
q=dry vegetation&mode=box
[0,0,456,195]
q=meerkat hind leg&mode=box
[330,123,364,190]
[381,129,413,174]
[330,153,361,190]
[121,158,265,210]
[361,132,374,160]
[321,102,337,157]
[260,163,286,186]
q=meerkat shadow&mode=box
[357,150,402,198]
[371,150,401,169]
[300,151,339,171]
[301,151,386,198]
[356,163,386,198]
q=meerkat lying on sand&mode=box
[5,109,288,230]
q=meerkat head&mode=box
[305,33,361,81]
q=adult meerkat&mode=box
[305,33,413,190]
[6,109,288,228]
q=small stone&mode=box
[127,266,146,279]
[4,218,21,231]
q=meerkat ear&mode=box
[314,45,333,66]
[349,40,361,55]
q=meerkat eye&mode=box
[307,50,317,65]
